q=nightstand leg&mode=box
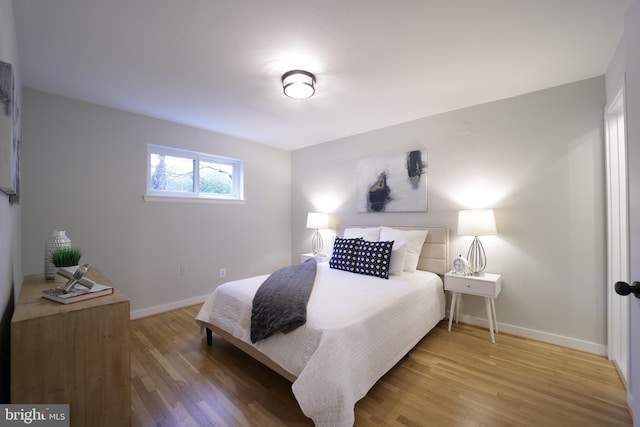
[490,298,498,333]
[448,292,458,332]
[455,293,461,324]
[485,297,496,343]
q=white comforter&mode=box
[196,262,445,426]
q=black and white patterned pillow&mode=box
[329,237,362,272]
[354,240,394,279]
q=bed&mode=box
[195,226,449,426]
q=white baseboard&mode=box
[130,294,209,320]
[454,314,607,356]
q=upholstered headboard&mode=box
[335,225,450,276]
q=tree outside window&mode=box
[147,145,243,200]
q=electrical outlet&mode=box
[219,268,226,278]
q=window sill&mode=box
[143,195,246,205]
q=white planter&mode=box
[44,230,71,280]
[54,265,78,283]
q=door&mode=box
[606,88,629,384]
[624,1,640,424]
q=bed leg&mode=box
[206,328,213,346]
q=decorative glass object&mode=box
[44,230,71,280]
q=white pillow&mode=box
[379,227,428,273]
[343,227,381,242]
[388,241,408,276]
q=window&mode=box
[146,144,244,201]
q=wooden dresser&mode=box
[11,269,131,427]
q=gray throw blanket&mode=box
[250,258,318,343]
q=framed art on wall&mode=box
[0,60,20,203]
[356,149,427,212]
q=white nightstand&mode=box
[301,253,331,263]
[444,272,502,343]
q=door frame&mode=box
[605,85,629,385]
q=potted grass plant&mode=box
[49,247,83,270]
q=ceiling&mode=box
[12,0,631,151]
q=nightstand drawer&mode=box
[444,273,501,297]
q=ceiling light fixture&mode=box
[282,70,316,99]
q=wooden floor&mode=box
[131,305,632,426]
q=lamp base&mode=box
[467,236,487,276]
[311,229,324,256]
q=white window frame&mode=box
[144,144,244,203]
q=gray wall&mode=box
[606,38,626,104]
[20,89,292,314]
[0,0,21,403]
[292,77,607,350]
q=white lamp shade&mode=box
[306,212,328,229]
[458,210,497,236]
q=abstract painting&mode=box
[356,149,427,212]
[0,60,19,202]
